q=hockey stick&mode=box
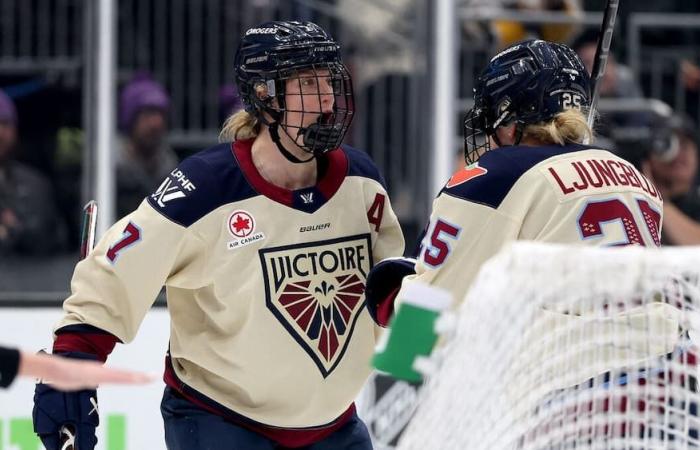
[79,200,98,260]
[60,200,99,450]
[586,0,621,132]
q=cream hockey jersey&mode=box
[399,144,662,306]
[55,139,404,431]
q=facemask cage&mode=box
[268,62,354,156]
[463,106,490,165]
[234,20,356,162]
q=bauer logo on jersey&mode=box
[226,210,265,250]
[152,168,197,208]
[259,234,373,377]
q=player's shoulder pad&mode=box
[342,144,388,190]
[147,143,257,227]
[443,144,594,209]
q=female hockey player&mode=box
[33,21,404,450]
[365,39,662,325]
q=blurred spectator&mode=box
[117,73,178,218]
[489,0,583,49]
[641,114,700,245]
[573,31,643,100]
[218,83,243,125]
[0,89,65,255]
[572,31,648,139]
[681,60,700,93]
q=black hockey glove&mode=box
[365,257,416,327]
[33,352,100,450]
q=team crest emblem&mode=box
[227,210,265,250]
[259,234,373,377]
[446,162,488,188]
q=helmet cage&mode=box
[252,61,354,156]
[234,21,355,157]
[464,105,490,165]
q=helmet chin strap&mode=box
[257,106,316,164]
[491,122,525,148]
[514,122,525,145]
[268,121,316,164]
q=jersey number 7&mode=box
[106,222,142,263]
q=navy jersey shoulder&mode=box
[147,143,257,227]
[342,144,388,190]
[443,144,598,209]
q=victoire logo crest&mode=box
[259,234,373,376]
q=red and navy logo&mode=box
[259,234,373,377]
[228,210,255,238]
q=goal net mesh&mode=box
[396,242,700,450]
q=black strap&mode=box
[513,122,525,146]
[492,122,525,148]
[268,122,315,164]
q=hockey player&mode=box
[365,39,662,326]
[33,21,404,450]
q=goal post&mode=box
[396,242,700,450]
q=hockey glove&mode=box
[365,257,416,327]
[33,352,100,450]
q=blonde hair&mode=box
[219,110,260,143]
[522,108,593,146]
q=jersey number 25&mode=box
[420,219,461,268]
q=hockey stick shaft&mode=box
[61,200,99,450]
[79,200,98,260]
[586,0,621,131]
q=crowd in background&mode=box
[1,0,700,290]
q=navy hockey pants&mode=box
[161,387,373,450]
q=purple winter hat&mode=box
[0,89,17,125]
[119,73,170,131]
[219,83,243,120]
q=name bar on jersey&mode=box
[547,158,660,199]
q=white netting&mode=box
[397,242,700,450]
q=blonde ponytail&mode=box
[522,109,593,146]
[219,110,260,143]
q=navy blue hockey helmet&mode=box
[464,39,591,163]
[234,21,354,162]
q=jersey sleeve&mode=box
[56,156,213,344]
[398,192,520,307]
[397,152,527,306]
[369,189,405,264]
[344,144,405,262]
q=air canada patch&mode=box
[259,234,373,377]
[227,210,265,250]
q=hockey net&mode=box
[397,242,700,450]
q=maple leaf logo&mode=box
[228,210,255,238]
[233,215,250,233]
